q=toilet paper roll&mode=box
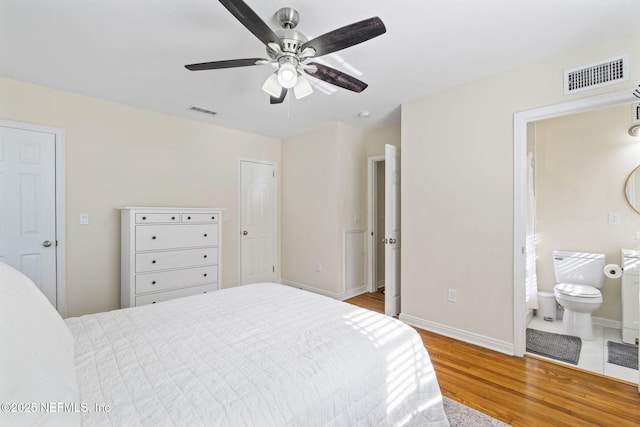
[604,264,622,279]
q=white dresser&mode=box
[621,248,640,345]
[121,207,222,308]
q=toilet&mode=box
[552,250,605,340]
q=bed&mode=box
[0,262,449,426]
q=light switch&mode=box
[608,212,620,225]
[80,213,89,225]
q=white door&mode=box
[240,160,276,284]
[384,144,401,316]
[0,126,57,307]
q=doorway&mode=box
[0,119,66,316]
[367,154,386,294]
[513,90,638,383]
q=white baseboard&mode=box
[399,313,515,356]
[593,316,621,329]
[281,279,367,301]
[376,280,385,289]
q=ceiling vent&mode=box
[187,106,218,116]
[564,55,628,95]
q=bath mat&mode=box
[526,328,581,365]
[443,397,510,427]
[606,341,638,370]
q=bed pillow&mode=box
[0,262,80,426]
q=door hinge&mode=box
[272,266,275,272]
[272,171,275,178]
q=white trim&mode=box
[367,154,385,293]
[281,279,367,301]
[513,89,636,356]
[593,317,622,330]
[400,313,514,356]
[343,228,366,294]
[0,119,66,317]
[238,158,279,286]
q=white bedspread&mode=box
[65,283,448,426]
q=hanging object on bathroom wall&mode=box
[604,263,622,279]
[633,83,640,98]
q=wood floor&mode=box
[345,291,640,427]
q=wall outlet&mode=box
[316,262,321,272]
[447,289,457,303]
[80,213,89,225]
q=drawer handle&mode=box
[204,273,207,277]
[187,216,192,220]
[204,255,207,258]
[142,216,147,220]
[151,301,156,304]
[211,216,215,220]
[204,233,208,237]
[152,281,157,285]
[171,216,176,220]
[152,260,156,264]
[152,236,157,240]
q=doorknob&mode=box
[388,238,397,244]
[42,240,52,247]
[382,238,388,244]
[242,230,248,236]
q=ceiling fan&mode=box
[185,0,386,104]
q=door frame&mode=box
[367,154,385,293]
[0,119,66,317]
[512,89,635,356]
[237,158,278,285]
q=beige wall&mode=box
[401,31,640,344]
[365,124,401,156]
[535,104,640,321]
[0,77,281,317]
[281,123,366,296]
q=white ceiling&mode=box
[1,0,638,139]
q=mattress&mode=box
[65,283,448,426]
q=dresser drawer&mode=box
[181,213,219,223]
[135,224,217,251]
[135,248,218,273]
[135,265,218,294]
[135,213,180,223]
[135,283,218,306]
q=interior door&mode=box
[384,144,401,316]
[0,125,57,307]
[240,160,276,284]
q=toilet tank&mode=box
[553,251,606,288]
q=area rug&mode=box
[443,397,510,426]
[525,328,581,365]
[607,341,638,370]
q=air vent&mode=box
[564,55,628,95]
[188,106,218,116]
[633,102,640,124]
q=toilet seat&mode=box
[554,283,601,298]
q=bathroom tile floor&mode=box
[527,316,638,383]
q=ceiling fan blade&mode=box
[300,17,386,58]
[219,0,282,48]
[185,58,268,71]
[270,88,288,104]
[304,63,368,93]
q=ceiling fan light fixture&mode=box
[262,73,282,98]
[278,62,298,89]
[293,74,313,99]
